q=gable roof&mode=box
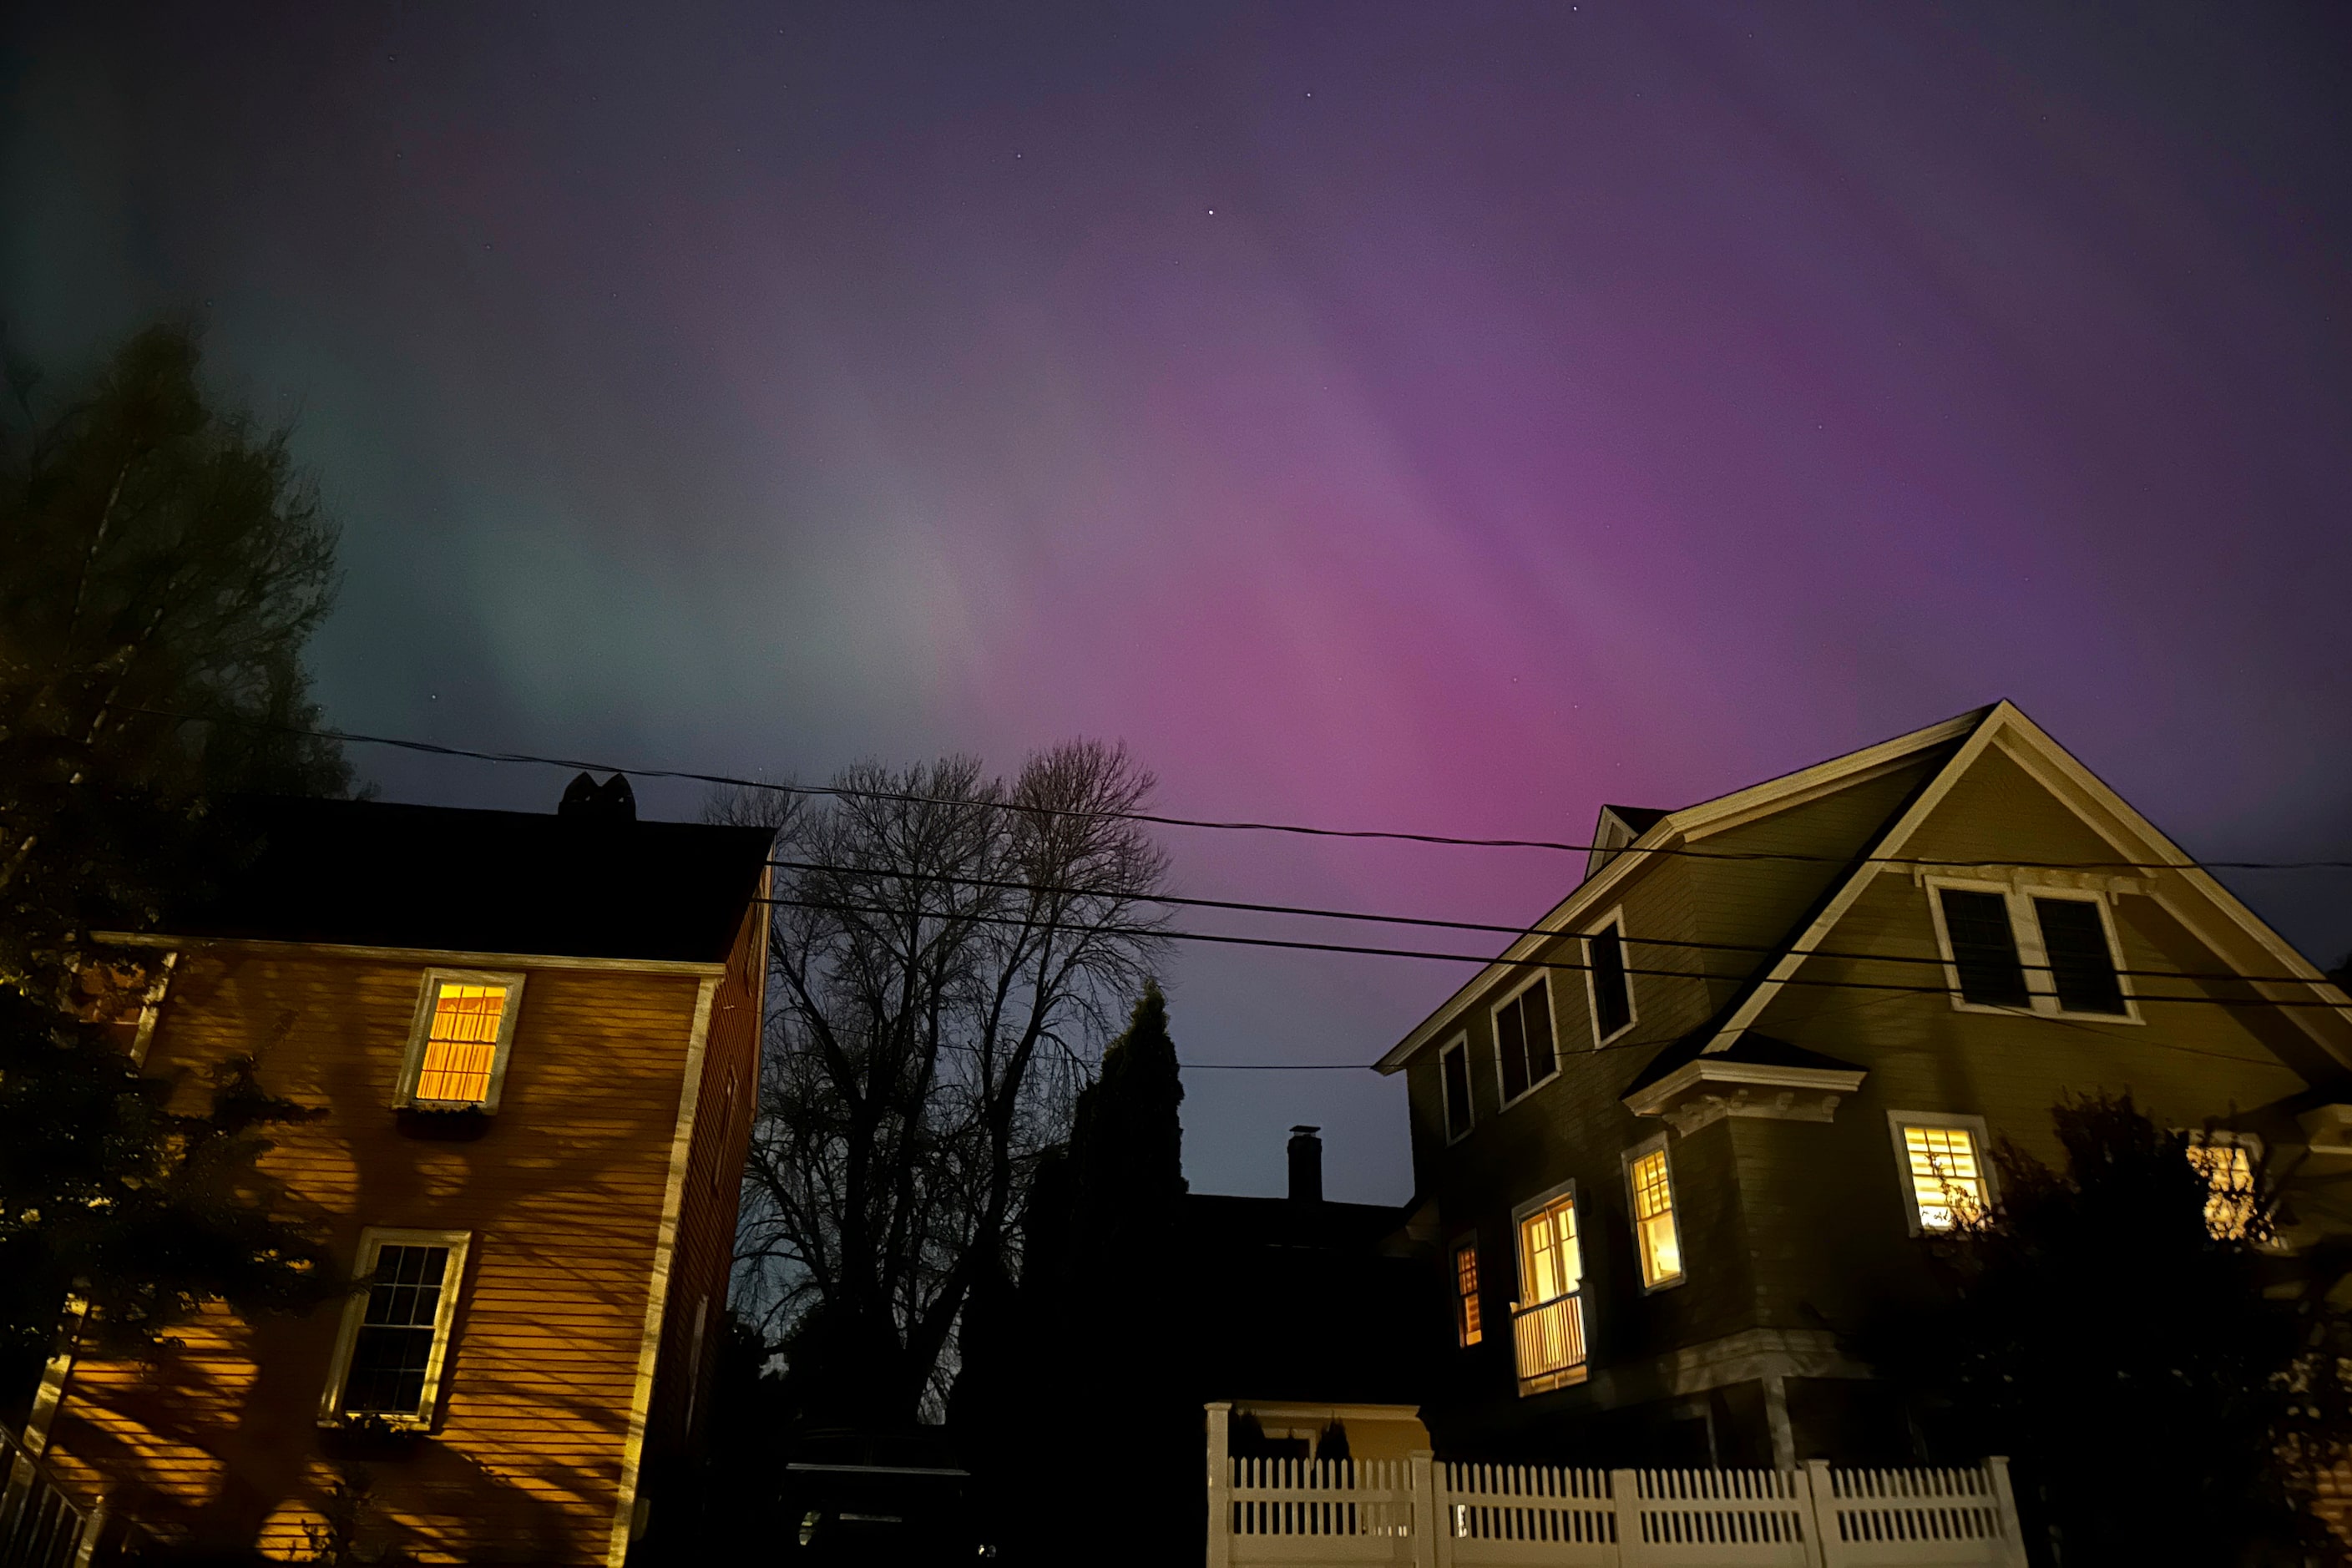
[167,797,775,965]
[1376,701,2352,1075]
[1373,706,1990,1072]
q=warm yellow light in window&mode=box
[1454,1244,1483,1347]
[1520,1196,1581,1307]
[415,983,508,1104]
[1630,1149,1683,1286]
[1903,1125,1985,1232]
[2187,1144,2257,1240]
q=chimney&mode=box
[1287,1125,1323,1204]
[559,771,638,822]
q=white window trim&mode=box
[1621,1130,1687,1293]
[1920,878,2142,1025]
[1510,1177,1581,1307]
[1886,1110,1995,1237]
[1489,973,1560,1111]
[1581,909,1638,1047]
[317,1227,474,1430]
[1438,1033,1475,1144]
[395,969,529,1110]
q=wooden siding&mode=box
[1404,731,2349,1456]
[40,947,715,1565]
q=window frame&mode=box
[396,969,529,1110]
[317,1227,474,1430]
[1489,974,1560,1111]
[1621,1131,1687,1293]
[1450,1232,1485,1348]
[1886,1110,1995,1237]
[2182,1129,2268,1242]
[1581,908,1638,1047]
[1511,1178,1583,1309]
[1438,1032,1476,1145]
[1920,878,2141,1025]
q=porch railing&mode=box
[1512,1292,1588,1394]
[0,1424,92,1568]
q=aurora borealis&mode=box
[6,3,2349,1199]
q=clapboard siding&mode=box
[41,945,719,1565]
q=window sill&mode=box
[393,1105,495,1141]
[1497,1068,1560,1113]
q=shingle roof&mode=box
[175,797,773,964]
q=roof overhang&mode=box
[1622,1058,1868,1136]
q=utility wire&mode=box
[757,893,2352,1010]
[766,857,2349,990]
[126,706,2352,873]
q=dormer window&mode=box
[398,970,526,1110]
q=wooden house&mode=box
[28,781,771,1565]
[1373,702,2352,1467]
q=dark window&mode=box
[341,1244,451,1418]
[1496,998,1529,1101]
[1495,979,1555,1103]
[1589,925,1633,1039]
[2036,898,2127,1014]
[1939,888,2029,1008]
[1440,1041,1474,1140]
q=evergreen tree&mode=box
[0,323,351,1390]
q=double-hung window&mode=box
[1624,1136,1685,1289]
[1453,1237,1484,1348]
[1925,881,2134,1021]
[1585,913,1636,1044]
[1512,1188,1586,1393]
[398,970,526,1110]
[1491,976,1557,1106]
[320,1228,473,1429]
[1888,1111,1991,1234]
[1439,1035,1475,1142]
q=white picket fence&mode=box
[1206,1451,2028,1568]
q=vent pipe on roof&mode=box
[1287,1125,1323,1204]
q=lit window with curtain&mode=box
[1453,1241,1483,1347]
[402,971,524,1110]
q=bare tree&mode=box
[712,741,1170,1422]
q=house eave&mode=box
[1622,1059,1868,1136]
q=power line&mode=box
[129,706,2352,873]
[758,893,2352,1010]
[767,857,2349,990]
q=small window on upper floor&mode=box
[1492,976,1557,1106]
[1585,914,1636,1044]
[1625,1141,1684,1289]
[399,971,526,1111]
[1439,1035,1474,1142]
[1926,882,2136,1022]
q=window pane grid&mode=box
[1454,1244,1483,1347]
[2035,898,2127,1014]
[1939,889,2030,1008]
[1520,1197,1581,1306]
[415,983,508,1103]
[341,1244,450,1417]
[1903,1125,1985,1231]
[1630,1149,1682,1286]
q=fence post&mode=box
[1610,1469,1641,1567]
[1409,1450,1439,1568]
[1985,1456,2031,1568]
[1801,1460,1836,1568]
[1206,1404,1233,1568]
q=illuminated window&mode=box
[1894,1118,1988,1232]
[1440,1037,1474,1142]
[399,971,524,1110]
[2187,1141,2258,1240]
[1454,1240,1484,1347]
[1626,1145,1684,1288]
[1492,977,1556,1105]
[1518,1191,1581,1307]
[321,1228,473,1429]
[1586,914,1636,1042]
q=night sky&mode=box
[8,3,2350,1204]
